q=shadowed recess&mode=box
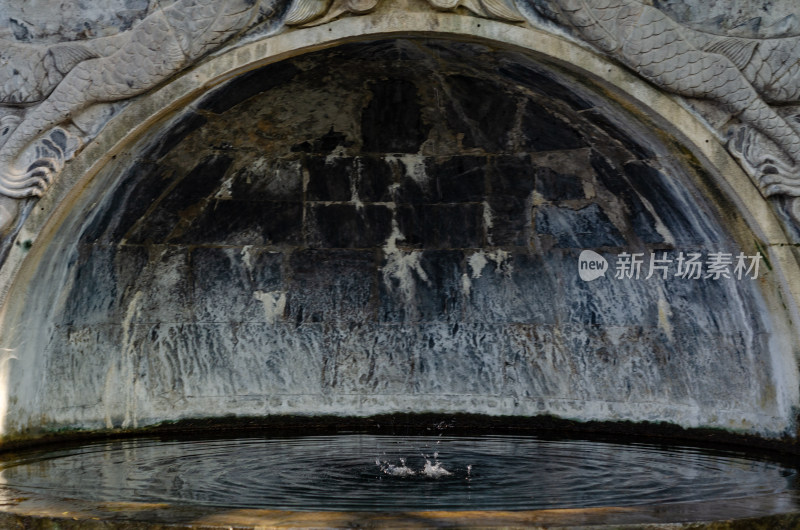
[1,39,792,443]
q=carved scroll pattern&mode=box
[283,0,524,26]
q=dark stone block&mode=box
[444,75,517,152]
[379,250,464,322]
[396,204,484,248]
[307,204,394,248]
[126,155,233,244]
[486,196,531,246]
[488,155,535,197]
[394,162,430,205]
[583,109,655,159]
[460,155,534,246]
[145,111,208,161]
[590,151,627,195]
[591,152,664,244]
[192,247,283,323]
[535,204,625,248]
[519,100,586,151]
[535,167,584,201]
[198,61,301,114]
[80,161,168,245]
[627,203,665,244]
[287,249,376,323]
[177,200,303,245]
[306,156,355,202]
[124,207,180,244]
[429,156,486,203]
[291,128,352,154]
[230,158,303,201]
[623,161,703,245]
[355,156,394,202]
[164,154,233,206]
[499,62,594,111]
[362,78,427,153]
[397,156,486,204]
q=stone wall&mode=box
[4,39,792,439]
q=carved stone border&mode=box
[1,9,799,435]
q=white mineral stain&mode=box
[488,250,512,277]
[326,145,347,160]
[657,295,674,342]
[104,290,142,429]
[382,222,429,307]
[383,221,403,255]
[389,154,427,184]
[241,245,255,271]
[583,181,596,199]
[215,175,235,199]
[468,252,488,279]
[253,291,286,324]
[651,211,676,247]
[483,201,494,245]
[351,160,364,210]
[632,190,676,246]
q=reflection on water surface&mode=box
[0,435,796,511]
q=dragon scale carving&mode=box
[0,0,265,193]
[541,0,800,208]
[0,0,277,233]
[1,0,800,234]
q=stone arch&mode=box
[0,10,799,444]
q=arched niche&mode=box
[0,13,798,444]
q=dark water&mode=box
[0,435,796,511]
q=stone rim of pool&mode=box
[0,494,798,528]
[1,417,800,529]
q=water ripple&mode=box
[0,435,795,511]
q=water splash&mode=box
[377,452,453,478]
[422,458,452,478]
[377,457,416,477]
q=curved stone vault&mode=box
[0,1,799,445]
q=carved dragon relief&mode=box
[1,0,800,237]
[0,0,293,235]
[529,0,800,221]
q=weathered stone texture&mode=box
[0,0,155,42]
[653,0,800,38]
[7,39,785,436]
